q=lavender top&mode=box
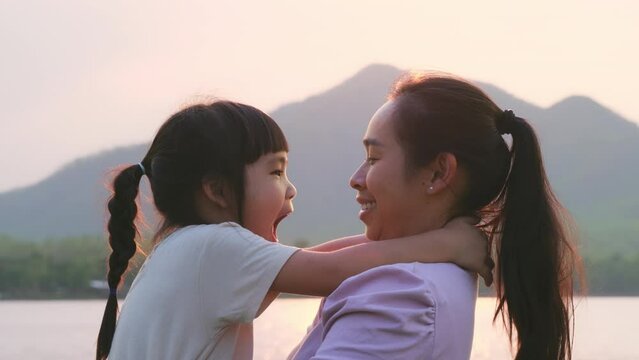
[289,262,478,360]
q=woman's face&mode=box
[350,100,433,240]
[243,151,297,242]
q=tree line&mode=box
[1,234,638,299]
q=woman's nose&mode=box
[349,162,367,191]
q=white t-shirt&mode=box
[108,222,298,360]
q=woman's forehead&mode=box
[365,100,399,144]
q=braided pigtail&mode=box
[96,163,145,360]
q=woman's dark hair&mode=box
[96,100,288,360]
[389,72,582,359]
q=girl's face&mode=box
[350,100,432,240]
[243,151,297,242]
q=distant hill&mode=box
[1,64,638,257]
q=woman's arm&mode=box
[271,218,492,297]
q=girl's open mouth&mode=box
[271,212,291,242]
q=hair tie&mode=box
[137,162,146,176]
[109,287,118,297]
[496,109,517,135]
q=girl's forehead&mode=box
[257,151,288,164]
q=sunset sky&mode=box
[1,0,637,192]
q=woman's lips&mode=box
[356,196,376,221]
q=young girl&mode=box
[96,101,492,360]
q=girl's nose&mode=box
[349,162,367,191]
[286,179,297,200]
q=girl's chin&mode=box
[262,228,276,242]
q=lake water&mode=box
[0,297,636,359]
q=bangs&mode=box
[236,104,289,164]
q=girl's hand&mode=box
[444,217,494,286]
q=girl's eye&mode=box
[271,170,284,177]
[366,157,378,165]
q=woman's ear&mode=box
[201,178,230,208]
[425,152,458,194]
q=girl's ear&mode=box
[201,178,230,208]
[424,152,458,194]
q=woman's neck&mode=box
[379,208,452,240]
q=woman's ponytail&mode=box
[494,112,579,360]
[388,73,582,359]
[96,163,145,360]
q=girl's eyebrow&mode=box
[269,155,288,166]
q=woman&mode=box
[289,72,581,359]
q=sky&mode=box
[1,0,638,192]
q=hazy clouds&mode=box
[1,0,637,191]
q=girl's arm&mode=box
[305,234,370,252]
[256,236,368,317]
[271,217,492,297]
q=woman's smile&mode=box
[356,196,377,221]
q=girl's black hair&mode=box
[389,72,583,359]
[96,101,288,360]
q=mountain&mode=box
[1,64,638,256]
[0,145,147,239]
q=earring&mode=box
[428,186,434,192]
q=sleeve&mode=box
[311,264,437,360]
[198,223,299,324]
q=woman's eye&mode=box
[366,157,378,165]
[271,170,284,177]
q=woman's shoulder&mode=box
[321,263,437,322]
[330,263,432,299]
[331,262,475,300]
[411,262,475,279]
[346,262,468,283]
